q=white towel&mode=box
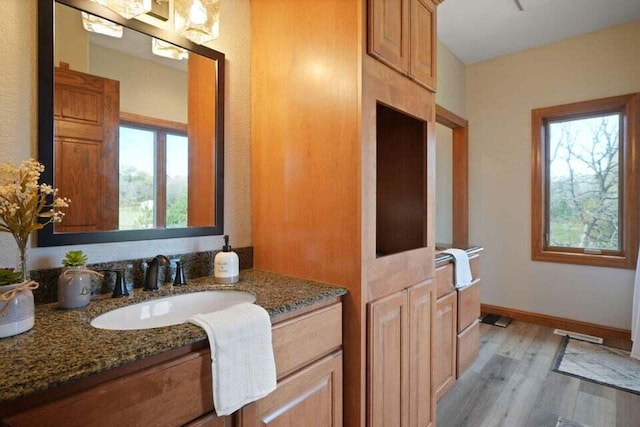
[189,303,277,415]
[440,249,473,287]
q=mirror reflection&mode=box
[47,1,222,240]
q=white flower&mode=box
[0,158,70,245]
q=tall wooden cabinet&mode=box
[251,1,441,426]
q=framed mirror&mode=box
[37,0,225,246]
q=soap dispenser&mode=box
[214,235,239,284]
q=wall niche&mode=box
[376,102,428,257]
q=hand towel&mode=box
[189,302,277,415]
[440,248,473,287]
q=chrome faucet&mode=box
[143,255,170,291]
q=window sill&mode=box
[532,249,635,269]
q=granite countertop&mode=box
[435,244,484,264]
[0,269,347,404]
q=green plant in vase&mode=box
[62,250,88,267]
[0,269,23,287]
[58,250,98,309]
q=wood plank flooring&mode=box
[436,321,640,427]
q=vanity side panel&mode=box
[251,1,364,426]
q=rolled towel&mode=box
[189,302,277,415]
[440,248,473,287]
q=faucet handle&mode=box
[99,269,128,298]
[173,261,186,287]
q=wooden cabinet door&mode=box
[368,290,409,427]
[408,281,435,427]
[368,0,410,74]
[409,0,436,91]
[239,351,342,427]
[54,63,120,232]
[435,291,457,400]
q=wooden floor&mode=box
[436,321,640,427]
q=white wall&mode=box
[467,20,640,329]
[436,40,467,118]
[90,44,188,123]
[435,123,453,243]
[0,0,252,269]
[54,2,88,71]
[435,40,466,245]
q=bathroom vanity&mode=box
[0,270,346,427]
[434,246,482,400]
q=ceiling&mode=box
[437,0,640,64]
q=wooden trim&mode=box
[436,104,469,245]
[436,105,467,129]
[531,93,639,269]
[120,111,188,133]
[481,304,632,342]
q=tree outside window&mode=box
[118,122,189,230]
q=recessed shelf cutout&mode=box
[376,102,428,257]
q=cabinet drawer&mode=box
[435,263,454,298]
[272,303,342,379]
[5,349,215,427]
[457,319,480,378]
[457,279,480,333]
[240,351,343,427]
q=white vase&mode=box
[58,266,92,309]
[0,282,35,338]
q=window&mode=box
[118,114,189,230]
[531,94,639,268]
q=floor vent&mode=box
[553,329,603,344]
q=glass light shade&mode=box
[81,12,124,38]
[151,38,189,60]
[174,0,220,45]
[90,0,152,20]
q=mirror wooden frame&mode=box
[37,0,225,246]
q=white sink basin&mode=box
[90,291,256,330]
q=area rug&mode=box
[552,337,640,395]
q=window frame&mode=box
[531,93,639,269]
[119,112,188,229]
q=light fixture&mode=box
[90,0,152,20]
[174,0,220,44]
[152,38,189,60]
[81,12,124,38]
